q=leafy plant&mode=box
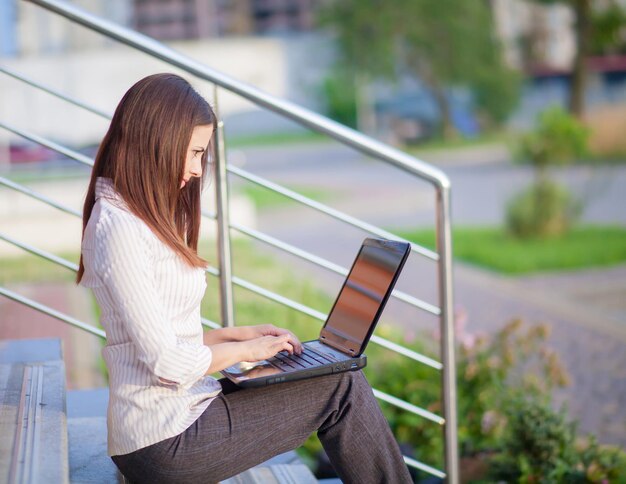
[515,106,590,172]
[490,397,581,483]
[506,180,582,238]
[456,318,570,456]
[362,318,570,474]
[490,397,626,483]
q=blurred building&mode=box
[133,0,317,40]
[1,0,130,56]
[0,0,319,57]
[0,0,332,146]
[492,0,576,71]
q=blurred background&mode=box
[1,0,625,482]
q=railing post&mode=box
[436,182,459,484]
[212,85,235,328]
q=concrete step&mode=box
[221,463,318,484]
[0,338,69,484]
[67,387,321,483]
[67,416,123,484]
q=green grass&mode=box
[237,184,332,209]
[0,250,80,285]
[406,130,516,154]
[227,131,327,148]
[2,169,90,184]
[397,225,626,274]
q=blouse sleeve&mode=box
[94,212,212,390]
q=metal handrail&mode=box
[0,174,82,217]
[0,286,106,339]
[18,1,458,479]
[227,165,440,261]
[0,65,112,119]
[0,232,79,272]
[229,221,441,315]
[0,121,94,167]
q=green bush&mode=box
[506,179,582,239]
[490,397,626,483]
[490,397,580,483]
[363,319,571,473]
[515,106,590,170]
[509,106,590,238]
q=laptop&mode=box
[220,237,411,388]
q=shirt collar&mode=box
[95,176,130,212]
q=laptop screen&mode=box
[321,239,410,355]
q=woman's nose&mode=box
[190,160,202,177]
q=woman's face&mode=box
[180,124,213,189]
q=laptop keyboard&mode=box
[269,346,335,370]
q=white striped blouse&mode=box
[79,176,222,456]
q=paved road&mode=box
[228,142,626,229]
[227,141,626,447]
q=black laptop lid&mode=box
[319,238,411,356]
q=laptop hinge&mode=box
[319,334,358,356]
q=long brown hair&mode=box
[76,73,216,285]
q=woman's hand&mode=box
[202,324,303,374]
[204,324,302,353]
[244,324,303,354]
[242,334,298,362]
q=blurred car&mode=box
[8,141,59,164]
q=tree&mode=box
[531,0,592,117]
[318,0,396,134]
[590,2,626,55]
[320,0,520,139]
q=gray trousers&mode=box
[111,370,412,483]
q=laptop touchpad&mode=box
[221,360,283,381]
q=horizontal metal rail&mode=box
[0,176,82,218]
[0,121,94,167]
[373,389,444,425]
[0,232,79,271]
[228,166,439,262]
[0,118,438,264]
[0,237,442,422]
[0,65,112,119]
[0,233,223,331]
[230,221,441,315]
[0,178,442,370]
[0,122,440,317]
[0,286,106,338]
[404,455,446,480]
[229,273,443,371]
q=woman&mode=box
[76,73,412,483]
